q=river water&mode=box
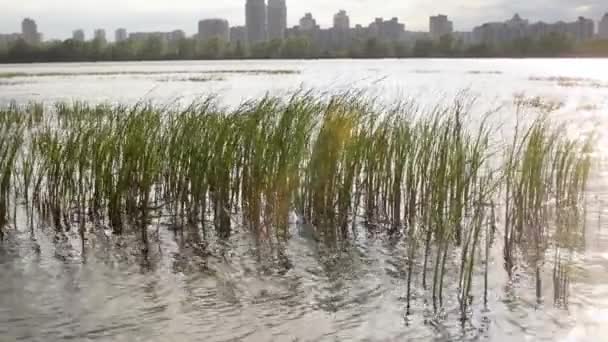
[1,59,608,341]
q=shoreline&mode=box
[1,55,608,66]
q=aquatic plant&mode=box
[0,92,593,320]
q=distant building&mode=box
[330,10,351,50]
[453,31,474,46]
[115,28,127,42]
[72,29,85,42]
[505,14,529,40]
[129,30,185,43]
[600,13,608,39]
[569,17,594,41]
[402,31,431,45]
[198,19,230,42]
[127,30,184,55]
[230,26,248,44]
[472,14,529,45]
[430,15,454,40]
[286,25,332,52]
[299,13,319,31]
[21,18,40,44]
[352,24,369,37]
[369,17,405,41]
[333,10,350,30]
[473,22,508,45]
[474,14,595,45]
[246,0,267,44]
[94,29,107,44]
[267,0,287,40]
[169,30,186,42]
[315,29,333,51]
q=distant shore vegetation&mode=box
[1,32,607,63]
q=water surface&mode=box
[1,59,608,342]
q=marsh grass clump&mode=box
[502,98,592,303]
[0,91,593,320]
[0,106,23,240]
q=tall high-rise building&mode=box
[600,13,608,39]
[246,0,267,44]
[331,10,351,50]
[94,29,107,44]
[299,13,318,31]
[21,18,40,44]
[72,29,85,42]
[369,17,405,41]
[430,15,454,40]
[198,19,230,42]
[570,16,594,41]
[333,10,350,30]
[115,28,128,42]
[267,0,287,40]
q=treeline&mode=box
[0,32,606,63]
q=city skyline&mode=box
[1,12,605,52]
[1,0,607,40]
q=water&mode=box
[1,59,608,341]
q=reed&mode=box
[0,105,24,240]
[0,92,593,320]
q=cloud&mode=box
[0,0,606,40]
[576,5,592,13]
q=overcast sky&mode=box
[1,0,606,40]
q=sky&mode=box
[0,0,606,40]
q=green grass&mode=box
[0,92,593,318]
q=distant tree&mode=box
[538,32,573,56]
[363,38,391,58]
[331,48,351,58]
[508,37,535,56]
[7,39,39,62]
[176,38,196,60]
[139,37,164,60]
[437,34,454,56]
[109,40,137,60]
[282,37,311,58]
[451,38,466,56]
[87,38,108,61]
[393,41,411,58]
[465,43,493,57]
[43,39,81,61]
[199,37,227,59]
[231,40,247,58]
[413,39,433,57]
[249,42,270,58]
[574,39,608,57]
[0,29,595,63]
[347,39,365,58]
[266,39,283,58]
